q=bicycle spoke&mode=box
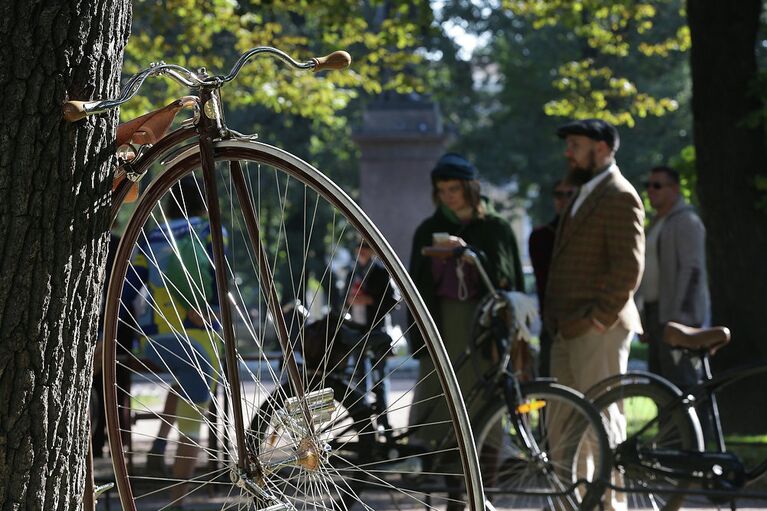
[103,143,482,510]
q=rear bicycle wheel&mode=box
[700,364,767,488]
[102,139,483,510]
[474,381,610,511]
[590,372,703,511]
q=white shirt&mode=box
[571,163,616,217]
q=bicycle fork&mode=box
[501,372,549,465]
[196,89,333,507]
[232,388,337,508]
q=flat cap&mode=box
[431,153,478,181]
[556,118,620,152]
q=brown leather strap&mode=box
[663,321,731,355]
[112,172,138,203]
[115,96,197,146]
[112,97,197,202]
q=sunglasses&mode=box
[553,190,574,199]
[643,181,668,190]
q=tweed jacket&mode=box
[544,165,645,340]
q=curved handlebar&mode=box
[422,245,538,344]
[63,47,351,121]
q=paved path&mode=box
[92,370,767,510]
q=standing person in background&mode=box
[344,238,399,431]
[124,175,223,509]
[408,152,524,448]
[345,239,398,331]
[528,179,575,377]
[637,165,709,390]
[546,119,645,511]
[91,230,133,472]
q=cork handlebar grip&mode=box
[63,101,92,122]
[312,51,351,72]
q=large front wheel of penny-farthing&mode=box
[102,140,484,511]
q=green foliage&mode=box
[543,58,681,126]
[428,1,692,223]
[124,0,430,123]
[501,0,689,127]
[756,175,767,211]
[120,2,437,306]
[668,144,697,204]
[119,0,439,224]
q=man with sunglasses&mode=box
[638,165,709,390]
[529,179,575,376]
[545,118,645,511]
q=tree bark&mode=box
[688,0,767,432]
[0,1,130,508]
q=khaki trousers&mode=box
[550,325,633,511]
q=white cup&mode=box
[432,232,450,244]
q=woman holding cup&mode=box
[407,152,524,451]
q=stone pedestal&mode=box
[353,98,448,268]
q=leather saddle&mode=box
[663,321,731,355]
[112,96,197,201]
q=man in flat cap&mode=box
[545,119,644,510]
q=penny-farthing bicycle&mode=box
[65,47,483,510]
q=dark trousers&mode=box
[645,302,717,443]
[538,328,553,378]
[645,302,702,390]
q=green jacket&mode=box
[408,204,524,356]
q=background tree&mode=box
[688,0,767,430]
[0,1,131,508]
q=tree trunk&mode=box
[0,1,130,508]
[688,0,767,433]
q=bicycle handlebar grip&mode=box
[63,101,90,122]
[312,51,352,72]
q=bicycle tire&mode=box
[102,139,484,511]
[474,381,610,511]
[590,372,703,511]
[694,363,767,485]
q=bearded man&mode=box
[544,119,645,511]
